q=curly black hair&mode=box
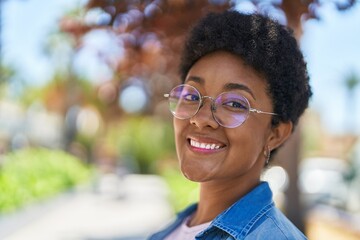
[179,10,312,128]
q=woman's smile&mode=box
[187,136,227,154]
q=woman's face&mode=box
[174,51,290,184]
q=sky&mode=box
[1,0,82,84]
[301,3,360,134]
[1,0,360,134]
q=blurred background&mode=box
[0,0,359,239]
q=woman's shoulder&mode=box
[246,207,307,240]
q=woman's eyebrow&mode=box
[185,76,256,100]
[224,83,256,100]
[185,75,204,85]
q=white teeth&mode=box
[190,139,222,150]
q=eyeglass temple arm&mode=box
[249,108,278,116]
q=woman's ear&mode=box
[267,121,293,150]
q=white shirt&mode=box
[164,216,211,240]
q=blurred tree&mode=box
[0,63,25,100]
[60,0,232,77]
[59,0,233,119]
[251,0,356,39]
[344,72,359,133]
[0,64,14,87]
[58,0,357,231]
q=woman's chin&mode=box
[181,168,209,183]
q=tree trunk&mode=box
[274,124,305,232]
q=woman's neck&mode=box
[188,177,260,227]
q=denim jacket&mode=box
[148,182,307,240]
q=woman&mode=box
[150,10,311,240]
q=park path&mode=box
[0,174,174,240]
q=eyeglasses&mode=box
[164,84,278,128]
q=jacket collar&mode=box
[209,181,274,239]
[150,182,274,240]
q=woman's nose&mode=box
[189,98,219,129]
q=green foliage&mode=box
[0,64,15,86]
[161,168,199,212]
[106,116,175,174]
[19,71,101,109]
[344,72,359,91]
[0,148,92,213]
[106,116,176,174]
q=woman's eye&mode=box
[224,101,247,110]
[183,94,199,101]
